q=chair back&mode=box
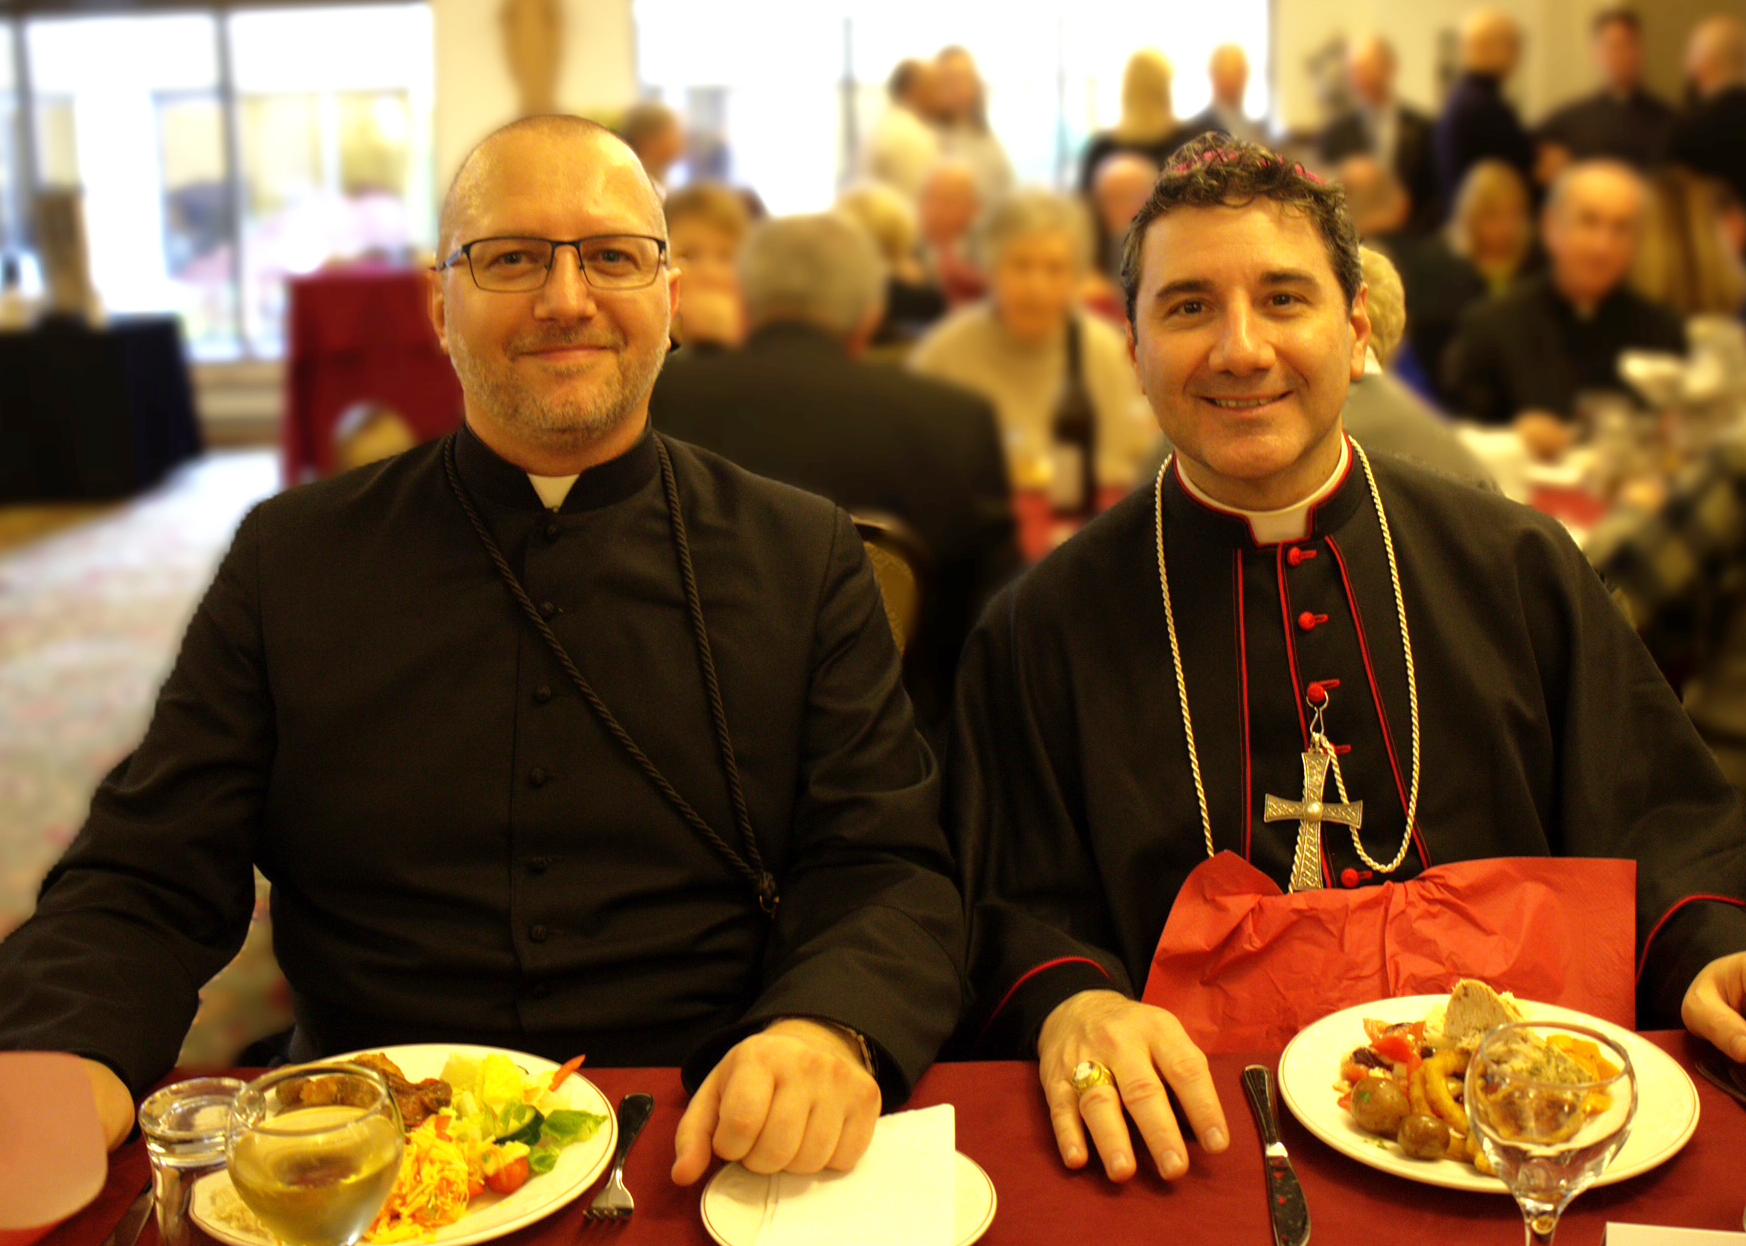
[852,512,933,655]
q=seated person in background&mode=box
[917,160,987,307]
[618,101,686,197]
[1443,160,1685,458]
[910,190,1157,493]
[1319,35,1439,235]
[1084,152,1161,317]
[835,181,948,346]
[1591,434,1746,793]
[0,117,966,1186]
[1666,14,1746,206]
[330,401,418,474]
[651,213,1019,740]
[1077,50,1186,193]
[1342,247,1493,487]
[1533,9,1675,180]
[1447,158,1538,296]
[1633,168,1746,321]
[1337,156,1486,399]
[664,182,752,348]
[947,134,1746,1185]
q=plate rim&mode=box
[699,1149,995,1246]
[1277,994,1700,1194]
[189,1042,617,1246]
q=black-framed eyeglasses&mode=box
[434,234,669,293]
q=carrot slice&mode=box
[550,1055,587,1091]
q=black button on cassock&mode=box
[533,686,553,704]
[526,857,549,875]
[539,601,557,619]
[529,924,549,943]
[529,767,549,787]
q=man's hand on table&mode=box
[1514,410,1577,462]
[80,1058,134,1152]
[1683,952,1746,1062]
[670,1017,881,1186]
[1037,989,1229,1183]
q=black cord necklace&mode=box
[442,431,779,917]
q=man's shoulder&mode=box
[662,433,843,533]
[250,436,448,532]
[985,489,1153,631]
[1365,448,1564,545]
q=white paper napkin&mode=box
[1605,1226,1746,1244]
[748,1104,956,1246]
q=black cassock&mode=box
[949,443,1746,1055]
[0,423,964,1101]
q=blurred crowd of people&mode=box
[320,11,1746,754]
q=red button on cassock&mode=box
[1306,681,1327,704]
[1287,546,1305,567]
[1340,868,1361,888]
[1298,611,1317,632]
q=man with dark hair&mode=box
[948,132,1746,1185]
[865,58,943,198]
[618,101,686,196]
[0,115,966,1188]
[1535,9,1676,174]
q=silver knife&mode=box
[1242,1064,1311,1246]
[98,1181,153,1246]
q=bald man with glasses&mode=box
[0,115,966,1188]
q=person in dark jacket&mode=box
[1434,9,1535,218]
[1666,14,1746,205]
[1320,35,1439,234]
[652,213,1021,742]
[1534,9,1676,176]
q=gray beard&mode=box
[451,335,668,452]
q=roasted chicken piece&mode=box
[278,1052,452,1130]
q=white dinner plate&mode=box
[699,1151,996,1246]
[1277,995,1700,1193]
[190,1043,617,1246]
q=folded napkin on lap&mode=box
[712,1104,957,1246]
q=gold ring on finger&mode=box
[1071,1060,1114,1095]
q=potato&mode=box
[1351,1076,1411,1137]
[1398,1112,1452,1160]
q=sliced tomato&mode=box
[1337,1091,1354,1113]
[550,1054,588,1092]
[431,1114,453,1141]
[467,1179,486,1199]
[1362,1017,1390,1043]
[1341,1061,1369,1087]
[485,1155,531,1196]
[1370,1032,1421,1071]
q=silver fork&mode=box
[584,1092,655,1223]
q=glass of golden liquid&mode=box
[225,1063,405,1246]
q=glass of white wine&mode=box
[225,1063,405,1246]
[1466,1021,1637,1246]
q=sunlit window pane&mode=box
[226,3,434,356]
[0,21,20,256]
[26,13,237,354]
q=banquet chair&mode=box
[852,513,933,657]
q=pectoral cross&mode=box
[1265,747,1363,893]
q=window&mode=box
[18,3,432,359]
[637,0,1271,213]
[0,21,21,266]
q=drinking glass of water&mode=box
[139,1077,247,1246]
[225,1064,404,1246]
[1466,1021,1637,1245]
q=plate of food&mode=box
[191,1045,616,1246]
[1277,980,1700,1193]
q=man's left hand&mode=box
[670,1018,881,1185]
[1683,952,1746,1062]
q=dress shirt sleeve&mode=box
[0,507,273,1096]
[681,509,966,1106]
[944,591,1133,1059]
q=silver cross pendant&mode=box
[1264,746,1363,892]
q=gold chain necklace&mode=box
[1153,440,1422,877]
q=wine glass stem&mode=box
[1523,1209,1559,1245]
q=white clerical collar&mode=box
[528,473,579,510]
[1177,437,1352,545]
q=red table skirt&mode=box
[45,1034,1746,1246]
[282,264,464,485]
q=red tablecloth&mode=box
[45,1034,1745,1246]
[282,265,464,484]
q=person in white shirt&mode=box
[865,60,944,200]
